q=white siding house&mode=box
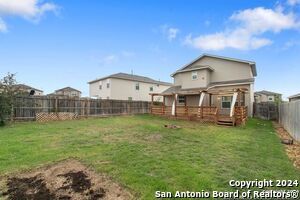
[88,73,172,101]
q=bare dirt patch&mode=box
[0,159,133,200]
[273,122,300,169]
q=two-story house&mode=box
[50,87,82,98]
[254,90,282,103]
[88,73,172,101]
[15,84,44,96]
[288,93,300,102]
[150,54,257,125]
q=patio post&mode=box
[151,94,154,114]
[198,92,205,119]
[162,95,165,115]
[238,91,241,106]
[184,95,187,116]
[174,94,177,117]
[230,92,238,117]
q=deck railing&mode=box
[151,105,247,125]
[151,105,218,122]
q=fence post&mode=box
[55,97,58,113]
[10,105,14,122]
[87,99,90,117]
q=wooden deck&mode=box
[151,105,248,126]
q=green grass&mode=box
[0,115,299,199]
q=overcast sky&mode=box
[0,0,299,99]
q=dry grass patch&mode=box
[273,122,300,169]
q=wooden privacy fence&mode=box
[279,101,300,142]
[253,102,278,120]
[13,96,151,121]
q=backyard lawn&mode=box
[0,115,299,199]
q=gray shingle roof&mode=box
[15,84,43,92]
[161,86,206,95]
[255,90,282,96]
[288,93,300,99]
[88,73,172,86]
[55,87,81,93]
[161,78,254,95]
[171,54,257,77]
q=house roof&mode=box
[88,72,172,86]
[171,54,257,77]
[288,93,300,99]
[160,78,254,95]
[15,84,43,92]
[255,90,282,96]
[55,87,81,93]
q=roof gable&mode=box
[255,90,281,96]
[171,54,257,77]
[55,87,81,93]
[88,72,172,86]
[15,84,43,92]
[288,93,300,99]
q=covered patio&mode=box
[150,87,248,126]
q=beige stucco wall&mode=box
[195,56,253,82]
[255,94,275,103]
[173,56,253,89]
[89,79,111,99]
[34,91,44,96]
[173,69,210,89]
[56,90,81,97]
[89,78,170,101]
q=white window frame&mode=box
[221,96,232,109]
[106,79,110,88]
[135,83,139,90]
[149,86,153,92]
[192,71,198,80]
[178,95,186,104]
[268,96,274,101]
[99,81,102,90]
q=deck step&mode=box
[217,120,234,126]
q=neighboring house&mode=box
[153,54,257,117]
[88,73,172,101]
[53,87,82,97]
[288,93,300,102]
[15,84,44,96]
[254,90,282,103]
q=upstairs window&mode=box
[268,96,274,101]
[135,83,139,90]
[106,79,110,88]
[150,86,153,92]
[192,71,198,80]
[99,81,102,90]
